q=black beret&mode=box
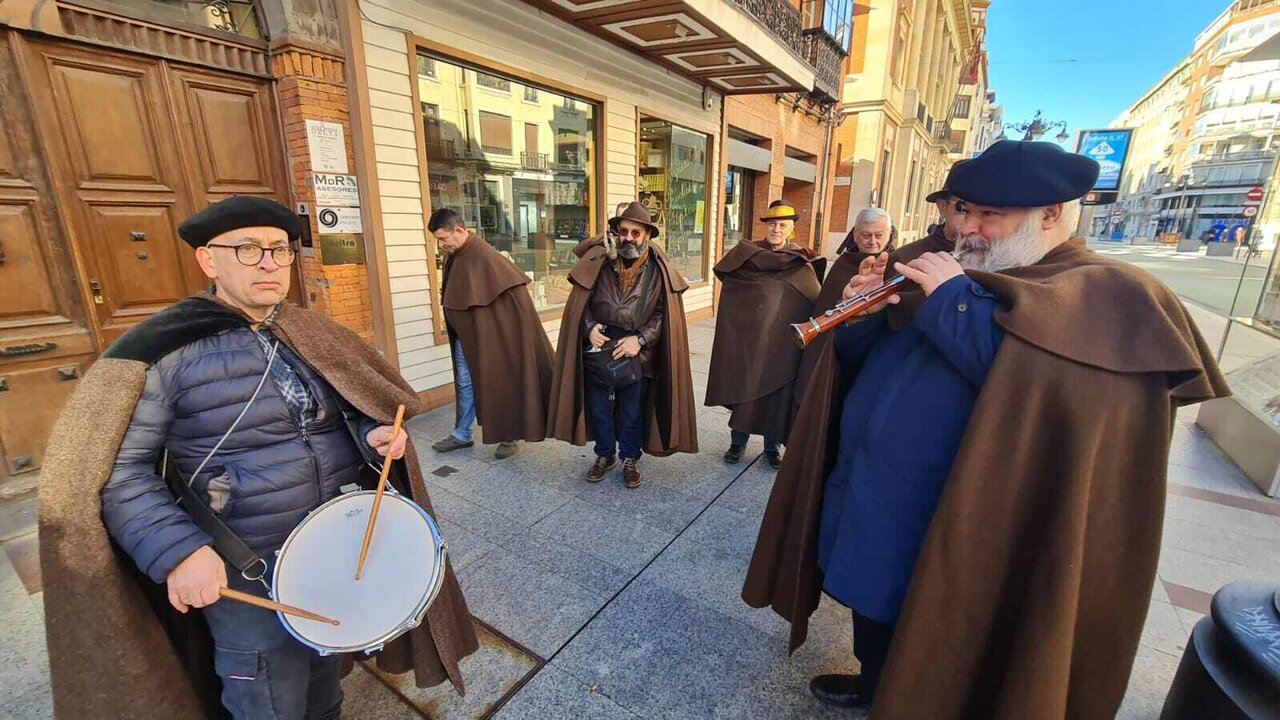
[925,159,970,203]
[948,140,1100,208]
[178,196,302,249]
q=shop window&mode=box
[416,51,598,315]
[724,167,756,248]
[640,117,711,283]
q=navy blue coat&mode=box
[817,275,1005,623]
[102,327,373,583]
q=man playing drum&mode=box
[39,197,478,719]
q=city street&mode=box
[3,249,1279,717]
[1089,241,1273,317]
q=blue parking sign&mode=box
[1076,129,1134,192]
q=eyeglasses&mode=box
[617,228,646,239]
[206,243,298,267]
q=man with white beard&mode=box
[743,141,1228,718]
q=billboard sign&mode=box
[1076,129,1134,192]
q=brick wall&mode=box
[726,94,828,252]
[272,43,376,345]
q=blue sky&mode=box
[985,0,1230,147]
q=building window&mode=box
[416,52,598,314]
[523,86,539,103]
[724,166,756,247]
[876,148,892,207]
[640,117,711,284]
[905,158,919,226]
[475,72,511,92]
[891,26,907,85]
[417,56,436,79]
[479,111,513,154]
[800,0,854,48]
[953,96,971,119]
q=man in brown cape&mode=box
[427,208,553,459]
[547,201,698,489]
[706,199,824,469]
[39,197,477,719]
[742,141,1229,718]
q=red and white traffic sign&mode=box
[1243,206,1259,218]
[1247,186,1264,203]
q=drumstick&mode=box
[355,404,407,581]
[219,587,340,626]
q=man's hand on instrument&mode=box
[842,252,899,316]
[894,252,965,296]
[588,324,608,349]
[612,335,642,359]
[167,545,227,613]
[367,424,407,460]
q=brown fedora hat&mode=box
[609,201,660,239]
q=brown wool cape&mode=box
[742,239,1229,720]
[792,228,954,413]
[705,241,824,441]
[39,294,479,720]
[441,235,554,443]
[547,237,698,456]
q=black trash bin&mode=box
[1160,582,1280,720]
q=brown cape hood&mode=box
[40,294,479,720]
[442,235,554,443]
[705,241,823,440]
[742,239,1228,719]
[546,237,698,456]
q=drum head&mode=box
[274,492,442,653]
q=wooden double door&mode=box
[0,31,291,489]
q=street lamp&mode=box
[1003,110,1069,143]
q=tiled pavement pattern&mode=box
[3,310,1279,718]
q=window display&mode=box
[639,118,710,283]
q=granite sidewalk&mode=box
[2,313,1279,719]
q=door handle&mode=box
[0,342,57,358]
[90,280,104,304]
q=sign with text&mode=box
[313,173,360,207]
[1075,129,1134,192]
[317,206,362,234]
[306,120,348,174]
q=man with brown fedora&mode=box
[547,201,698,489]
[706,199,824,468]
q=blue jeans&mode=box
[730,428,781,453]
[451,340,476,443]
[585,379,647,460]
[203,559,342,720]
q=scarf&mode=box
[615,245,652,294]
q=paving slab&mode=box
[530,498,674,574]
[492,665,640,720]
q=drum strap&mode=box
[163,453,268,582]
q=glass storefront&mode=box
[639,118,710,284]
[723,166,755,249]
[416,52,598,315]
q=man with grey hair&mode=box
[746,141,1227,717]
[842,207,895,256]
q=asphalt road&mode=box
[1088,242,1273,317]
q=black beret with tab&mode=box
[948,140,1100,208]
[178,196,302,249]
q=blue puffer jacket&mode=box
[102,327,369,583]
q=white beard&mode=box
[957,212,1051,272]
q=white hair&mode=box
[855,206,895,229]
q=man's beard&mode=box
[957,213,1050,272]
[619,241,643,260]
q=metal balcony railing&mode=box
[727,0,805,59]
[802,27,846,103]
[521,151,549,171]
[1191,149,1277,164]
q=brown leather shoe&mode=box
[587,455,616,482]
[622,458,641,489]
